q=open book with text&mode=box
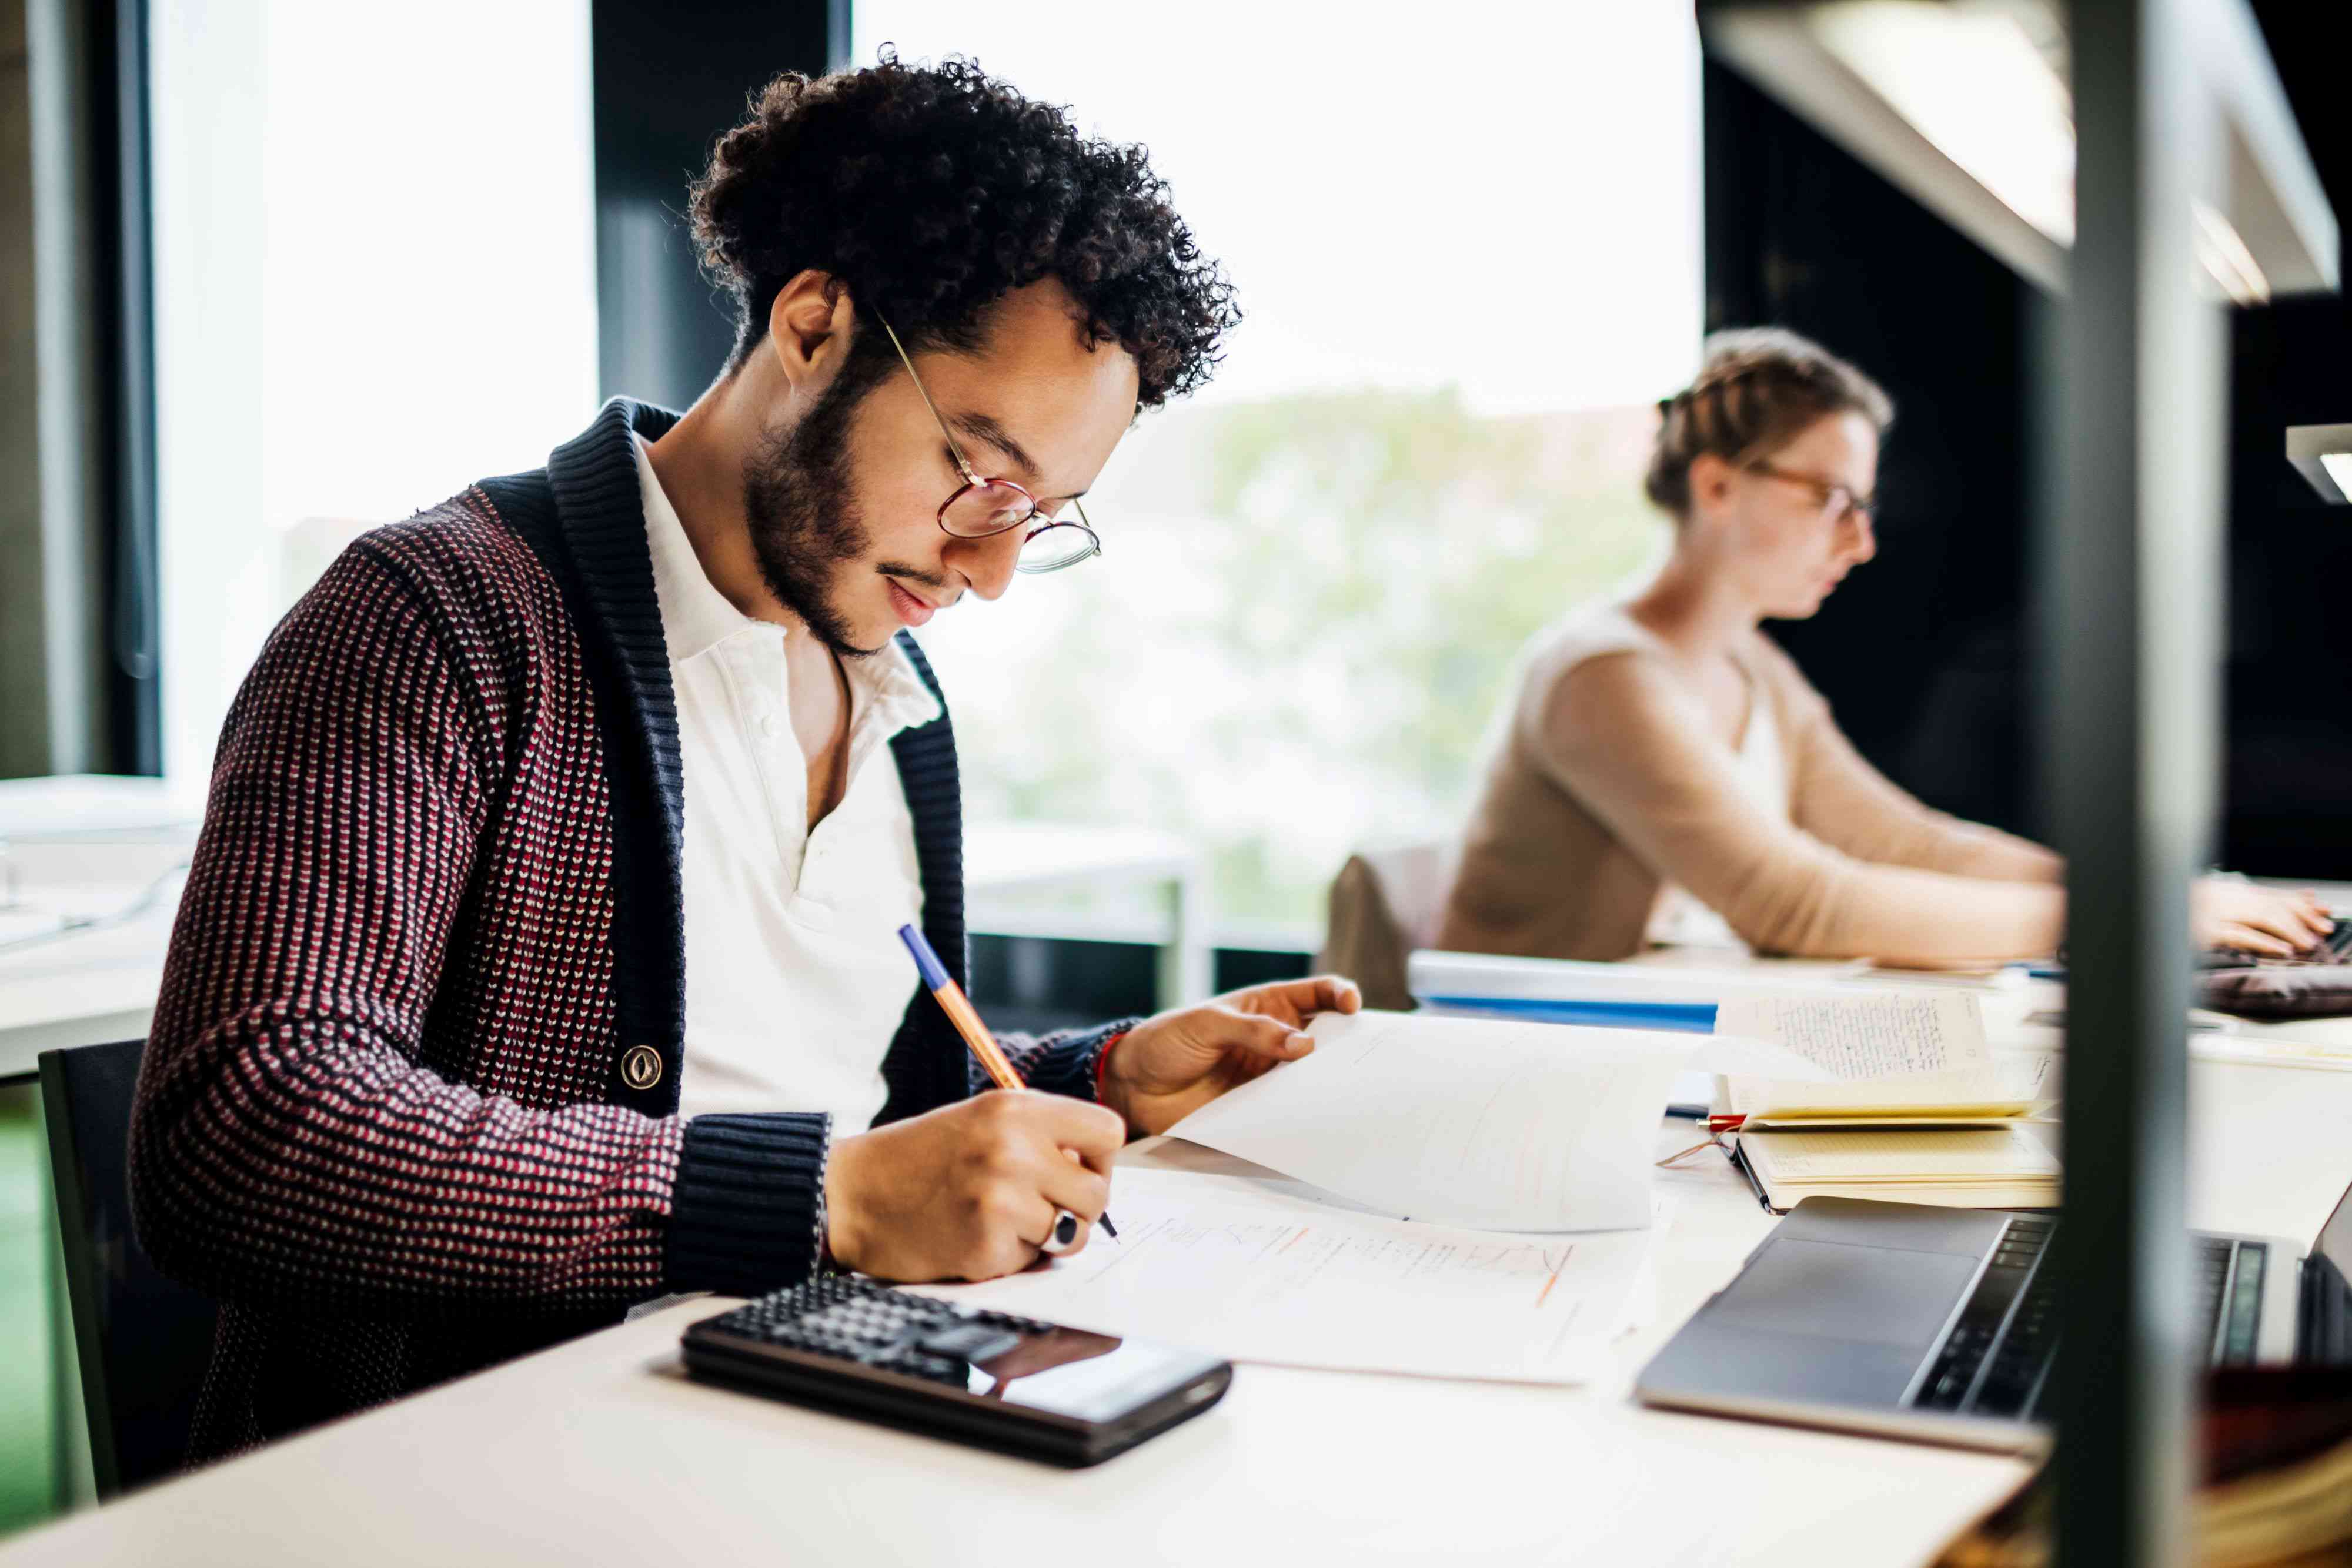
[1713,991,2062,1212]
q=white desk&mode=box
[16,950,2352,1563]
[0,1124,2034,1568]
[0,776,203,1082]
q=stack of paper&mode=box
[1163,1008,1827,1230]
[918,1009,1818,1385]
[1735,1126,2060,1210]
[917,1168,1673,1384]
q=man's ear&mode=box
[764,270,856,394]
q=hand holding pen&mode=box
[898,924,1118,1251]
[816,925,1359,1282]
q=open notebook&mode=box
[1712,991,2062,1212]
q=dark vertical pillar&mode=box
[94,0,158,775]
[590,0,838,412]
[2051,1,2216,1564]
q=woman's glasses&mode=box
[1748,459,1876,527]
[876,314,1102,574]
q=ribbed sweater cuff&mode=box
[665,1112,830,1297]
[1017,1018,1144,1102]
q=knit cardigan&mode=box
[129,399,1128,1460]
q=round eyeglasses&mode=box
[878,313,1102,574]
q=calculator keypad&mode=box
[702,1276,1059,1385]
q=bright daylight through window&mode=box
[856,2,1703,941]
[148,0,599,795]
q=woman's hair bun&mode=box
[1644,327,1893,518]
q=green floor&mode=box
[0,1082,56,1534]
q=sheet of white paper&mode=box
[1994,1051,2059,1102]
[913,1168,1672,1384]
[1162,1010,1786,1231]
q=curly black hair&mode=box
[689,51,1238,411]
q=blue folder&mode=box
[1416,995,1719,1033]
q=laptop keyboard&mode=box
[1908,1219,2261,1422]
[2210,913,2352,967]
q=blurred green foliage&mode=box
[930,387,1665,932]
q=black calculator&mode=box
[681,1276,1232,1466]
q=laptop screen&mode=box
[2314,1171,2352,1278]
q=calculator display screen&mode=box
[964,1329,1217,1423]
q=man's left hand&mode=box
[1097,975,1362,1138]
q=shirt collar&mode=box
[633,434,942,735]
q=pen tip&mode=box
[1098,1214,1119,1239]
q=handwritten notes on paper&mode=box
[1715,991,1985,1079]
[916,1168,1670,1383]
[1713,991,2048,1122]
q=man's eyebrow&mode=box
[948,412,1040,477]
[947,412,1088,502]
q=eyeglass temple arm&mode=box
[876,313,983,487]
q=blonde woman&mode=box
[1436,327,2327,966]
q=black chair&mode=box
[39,1039,219,1497]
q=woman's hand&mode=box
[2192,878,2333,959]
[1098,976,1363,1138]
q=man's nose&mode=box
[953,526,1024,601]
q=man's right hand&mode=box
[822,1091,1125,1282]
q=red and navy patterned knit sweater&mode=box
[129,399,1128,1460]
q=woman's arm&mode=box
[1527,651,2064,962]
[1767,650,2063,885]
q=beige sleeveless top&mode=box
[1436,596,2066,965]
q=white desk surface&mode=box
[0,844,193,1081]
[11,949,2352,1563]
[14,1058,2350,1568]
[0,1124,2035,1568]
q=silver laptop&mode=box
[1633,1182,2352,1452]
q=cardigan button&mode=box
[620,1044,664,1091]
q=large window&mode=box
[145,2,1699,947]
[149,0,598,787]
[855,4,1703,940]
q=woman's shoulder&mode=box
[1510,600,1687,753]
[1521,598,1670,682]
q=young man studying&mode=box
[130,55,1358,1460]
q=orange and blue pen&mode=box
[897,922,1117,1241]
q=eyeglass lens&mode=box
[940,479,1039,539]
[1016,524,1096,573]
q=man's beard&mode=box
[741,375,883,659]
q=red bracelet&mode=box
[1094,1029,1128,1098]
